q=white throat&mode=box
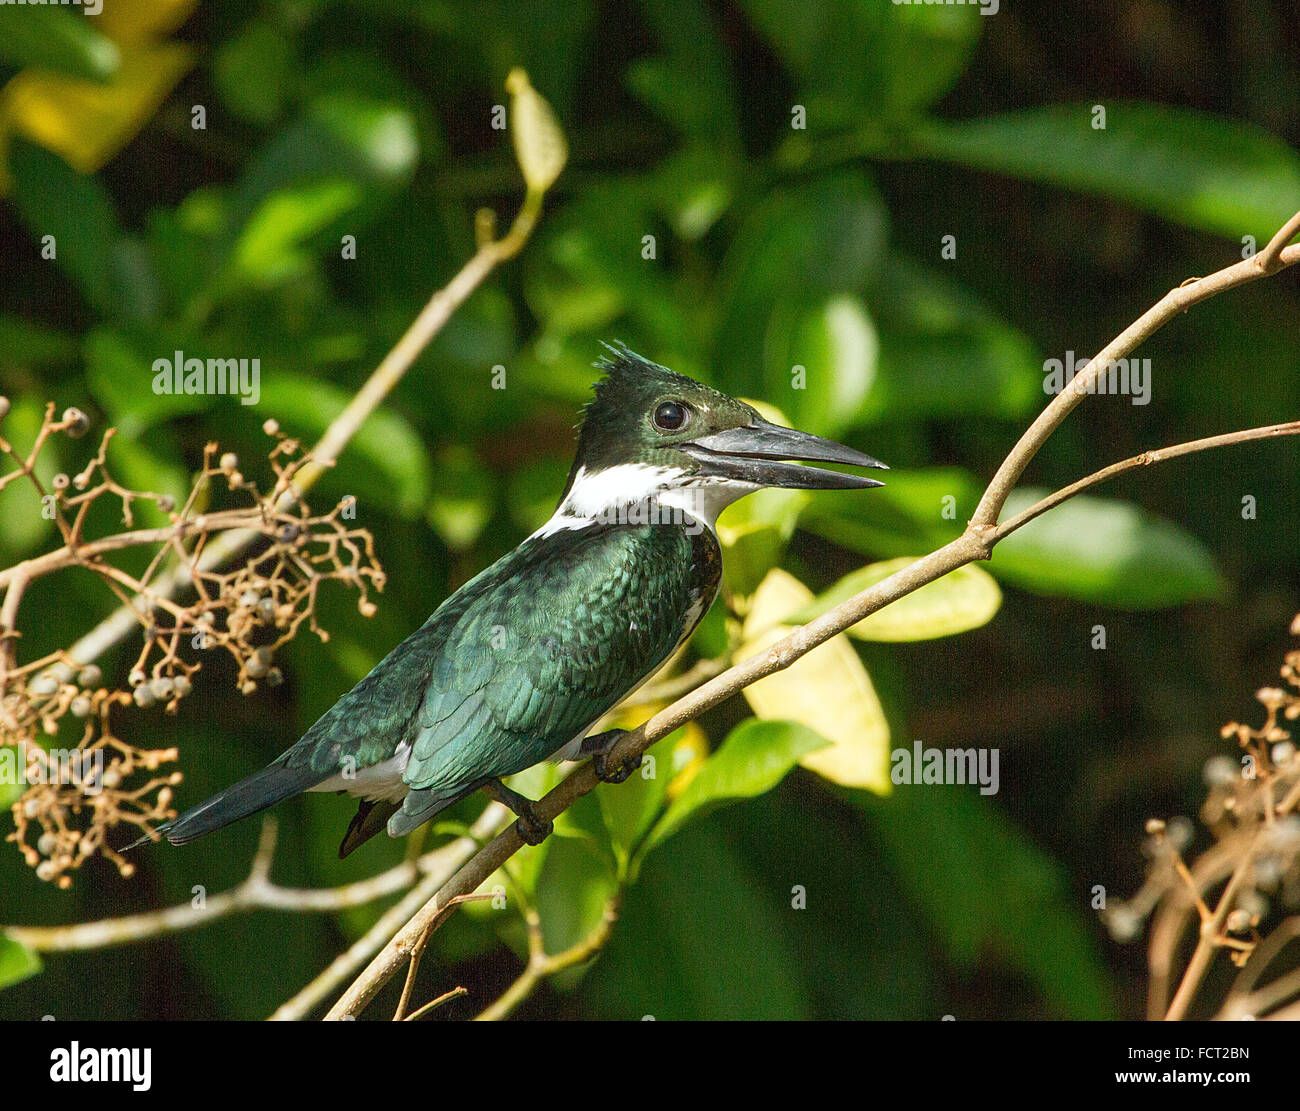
[530,463,756,540]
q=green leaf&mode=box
[230,179,362,286]
[990,489,1225,609]
[715,485,811,598]
[8,141,121,314]
[801,466,982,558]
[629,0,740,144]
[0,5,119,82]
[741,0,982,124]
[766,294,878,438]
[212,93,419,300]
[0,315,78,367]
[792,559,1002,642]
[425,446,494,552]
[715,172,888,422]
[644,145,738,241]
[0,398,57,561]
[535,835,618,959]
[866,254,1042,421]
[860,785,1117,1018]
[595,734,675,867]
[642,719,828,853]
[582,820,812,1019]
[85,329,212,432]
[303,95,420,188]
[213,19,294,126]
[912,103,1300,240]
[255,377,432,518]
[0,935,42,991]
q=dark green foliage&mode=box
[2,1,1298,1020]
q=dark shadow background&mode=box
[1,0,1298,1019]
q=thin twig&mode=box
[61,186,548,671]
[404,986,469,1022]
[267,804,507,1021]
[323,209,1300,1020]
[1165,828,1267,1020]
[392,892,497,1020]
[475,897,620,1021]
[1,816,488,952]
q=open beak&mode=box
[680,419,887,490]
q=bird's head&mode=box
[556,345,886,527]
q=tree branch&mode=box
[322,208,1300,1020]
[1,815,491,952]
[60,146,552,673]
[267,804,508,1020]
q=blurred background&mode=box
[1,0,1299,1020]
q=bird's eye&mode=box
[653,401,689,432]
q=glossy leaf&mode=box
[582,821,811,1019]
[231,179,362,286]
[0,936,42,991]
[860,785,1117,1018]
[741,0,982,124]
[255,377,432,518]
[866,254,1042,421]
[535,834,618,959]
[792,558,1002,642]
[213,19,294,126]
[736,570,892,793]
[913,103,1300,239]
[7,142,120,312]
[0,5,119,82]
[765,293,879,437]
[990,489,1225,609]
[642,719,827,853]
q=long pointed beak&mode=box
[680,419,887,490]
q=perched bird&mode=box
[130,346,886,857]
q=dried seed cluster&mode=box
[1,403,384,885]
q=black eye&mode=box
[653,401,688,432]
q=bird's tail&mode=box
[125,761,328,850]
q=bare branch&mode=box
[323,208,1300,1020]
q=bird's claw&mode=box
[595,748,644,779]
[579,727,639,779]
[515,810,553,846]
[581,728,641,784]
[482,777,551,844]
[593,748,642,784]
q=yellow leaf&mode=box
[736,569,891,794]
[797,558,1003,642]
[506,67,566,193]
[97,0,199,44]
[3,39,192,180]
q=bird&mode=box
[128,346,886,858]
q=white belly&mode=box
[307,746,411,803]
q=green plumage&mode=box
[386,518,719,831]
[139,346,881,855]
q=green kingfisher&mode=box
[131,346,886,857]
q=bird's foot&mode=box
[482,779,552,846]
[581,729,642,784]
